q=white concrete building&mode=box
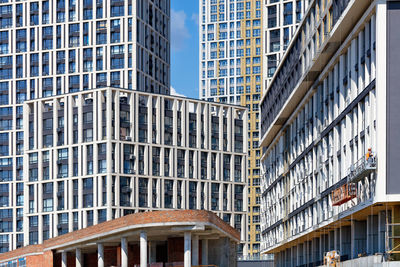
[260,0,400,265]
[0,0,170,253]
[22,87,248,254]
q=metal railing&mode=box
[348,154,377,183]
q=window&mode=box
[29,153,38,164]
[84,128,93,142]
[111,5,124,17]
[43,198,53,212]
[83,112,93,124]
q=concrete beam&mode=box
[171,225,205,232]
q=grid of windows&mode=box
[24,88,248,249]
[0,0,170,252]
[260,0,378,263]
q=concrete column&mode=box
[378,211,386,253]
[201,239,208,265]
[184,232,191,267]
[367,215,372,255]
[341,226,351,260]
[98,243,104,267]
[140,231,147,267]
[149,241,157,263]
[61,251,67,267]
[393,206,400,261]
[121,237,128,267]
[192,235,199,266]
[352,220,367,259]
[76,248,82,267]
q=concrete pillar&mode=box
[307,241,312,265]
[121,237,128,267]
[393,206,400,261]
[341,226,351,260]
[149,241,157,263]
[76,248,82,267]
[192,235,199,266]
[98,243,104,267]
[291,246,296,267]
[61,252,67,267]
[140,231,147,267]
[202,239,208,265]
[296,245,301,266]
[334,227,340,251]
[367,215,378,255]
[352,220,367,259]
[378,211,386,253]
[184,232,191,267]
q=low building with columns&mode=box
[0,210,240,267]
[21,86,248,255]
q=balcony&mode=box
[348,154,376,183]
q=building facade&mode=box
[0,0,170,253]
[199,0,304,256]
[22,87,248,254]
[260,0,400,265]
[263,0,305,87]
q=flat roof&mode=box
[24,86,247,110]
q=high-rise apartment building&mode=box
[199,0,303,256]
[22,87,248,251]
[263,0,304,88]
[260,0,400,265]
[0,0,172,253]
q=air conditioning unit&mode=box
[125,136,132,141]
[129,154,135,160]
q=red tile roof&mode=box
[0,210,240,263]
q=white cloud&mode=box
[170,86,186,97]
[191,13,199,26]
[171,9,190,51]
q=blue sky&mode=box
[170,0,199,98]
